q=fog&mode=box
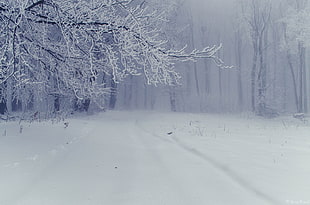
[1,2,310,204]
[0,0,309,117]
[141,0,310,116]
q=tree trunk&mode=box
[286,48,299,112]
[0,95,6,114]
[235,30,243,111]
[189,13,200,96]
[306,49,310,113]
[54,95,60,112]
[296,0,307,113]
[193,62,200,96]
[6,79,13,114]
[218,67,222,109]
[251,39,258,112]
[150,86,156,110]
[201,27,211,96]
[185,63,192,96]
[288,53,299,112]
[109,77,118,110]
[169,87,177,112]
[302,47,308,113]
[204,59,211,95]
[125,75,133,109]
[144,82,147,109]
[281,22,299,112]
[298,42,304,113]
[257,28,268,115]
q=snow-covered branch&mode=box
[0,0,230,109]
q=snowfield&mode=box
[0,111,310,205]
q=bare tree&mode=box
[241,0,272,115]
[281,0,309,113]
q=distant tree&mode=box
[281,0,309,113]
[240,0,273,116]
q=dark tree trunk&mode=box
[74,98,90,112]
[0,100,6,115]
[12,99,22,112]
[54,95,60,112]
[109,79,118,110]
[83,99,91,112]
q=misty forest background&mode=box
[1,0,310,119]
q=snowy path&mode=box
[1,112,309,205]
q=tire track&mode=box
[135,119,281,205]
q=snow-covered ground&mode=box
[0,111,309,205]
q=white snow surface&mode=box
[0,111,310,205]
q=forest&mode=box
[0,0,309,118]
[1,1,310,204]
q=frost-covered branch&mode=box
[166,44,233,69]
[0,0,230,109]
